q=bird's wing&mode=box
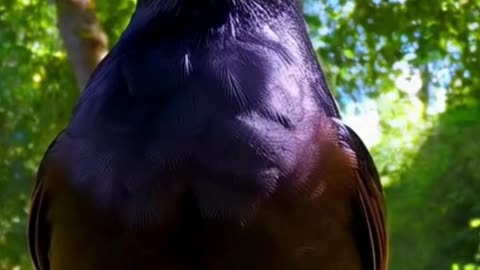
[28,132,64,270]
[331,118,389,270]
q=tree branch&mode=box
[55,0,108,91]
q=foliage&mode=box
[0,1,134,268]
[0,1,76,268]
[0,0,479,269]
[305,2,480,268]
[388,106,480,269]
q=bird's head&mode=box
[134,0,231,15]
[123,0,303,39]
[134,0,301,11]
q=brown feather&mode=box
[331,118,389,270]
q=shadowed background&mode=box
[0,0,479,269]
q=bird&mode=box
[28,0,388,269]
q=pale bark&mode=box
[55,0,108,91]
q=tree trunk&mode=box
[55,0,108,91]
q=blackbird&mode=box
[28,0,388,269]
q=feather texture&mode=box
[28,1,388,269]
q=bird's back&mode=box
[39,123,365,270]
[32,101,371,270]
[29,1,387,269]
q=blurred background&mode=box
[0,0,479,269]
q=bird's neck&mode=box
[122,0,299,42]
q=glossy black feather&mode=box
[28,1,388,269]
